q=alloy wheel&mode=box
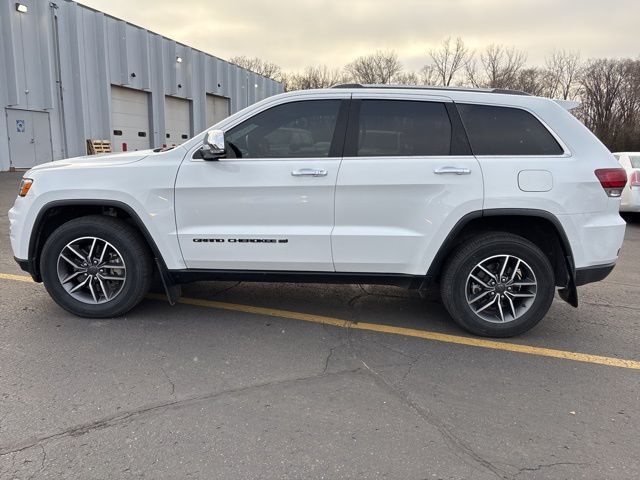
[56,236,126,304]
[465,254,537,323]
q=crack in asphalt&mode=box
[367,338,420,361]
[25,445,46,480]
[401,352,424,380]
[341,332,507,479]
[159,366,176,397]
[359,360,508,479]
[209,281,243,298]
[322,346,336,374]
[513,461,589,477]
[348,284,409,307]
[0,368,361,458]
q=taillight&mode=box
[594,168,627,197]
[630,171,640,188]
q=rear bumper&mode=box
[574,262,616,286]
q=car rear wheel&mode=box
[40,215,153,318]
[440,232,555,337]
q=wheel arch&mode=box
[28,200,168,282]
[426,208,578,306]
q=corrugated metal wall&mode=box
[0,0,283,170]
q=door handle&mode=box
[434,166,471,175]
[291,168,328,177]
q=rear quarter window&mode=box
[457,104,564,156]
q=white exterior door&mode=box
[165,96,191,146]
[175,97,348,271]
[206,94,230,128]
[110,86,150,152]
[332,95,484,275]
[6,109,52,169]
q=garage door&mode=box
[110,86,151,152]
[165,96,191,146]
[206,94,230,128]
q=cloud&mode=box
[79,0,640,72]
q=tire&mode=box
[440,232,555,337]
[40,215,153,318]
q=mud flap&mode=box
[558,255,578,307]
[154,258,181,306]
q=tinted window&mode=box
[458,104,564,156]
[225,100,341,159]
[357,100,451,156]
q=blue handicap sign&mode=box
[16,119,25,133]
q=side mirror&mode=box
[200,129,226,160]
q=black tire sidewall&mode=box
[444,237,555,337]
[41,218,150,318]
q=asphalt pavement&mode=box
[0,171,638,479]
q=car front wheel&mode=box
[40,215,153,318]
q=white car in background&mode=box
[614,152,640,212]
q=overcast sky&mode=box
[79,0,639,72]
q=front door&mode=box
[175,97,349,271]
[6,109,53,169]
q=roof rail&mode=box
[330,83,531,96]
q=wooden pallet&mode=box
[86,139,112,155]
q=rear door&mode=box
[175,94,350,271]
[332,93,483,275]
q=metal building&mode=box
[0,0,283,171]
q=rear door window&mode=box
[457,103,564,156]
[356,100,452,156]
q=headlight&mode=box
[18,178,33,197]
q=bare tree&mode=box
[284,66,346,91]
[392,72,420,85]
[419,65,440,86]
[615,59,640,151]
[428,37,471,86]
[344,50,403,84]
[466,44,527,89]
[545,50,582,99]
[578,59,628,148]
[511,67,548,96]
[229,56,283,82]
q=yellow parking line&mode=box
[0,272,35,283]
[2,273,639,370]
[147,294,640,371]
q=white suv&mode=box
[9,85,627,337]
